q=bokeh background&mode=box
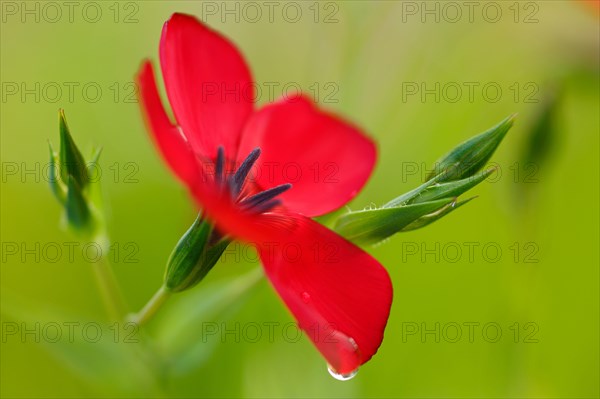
[1,1,598,397]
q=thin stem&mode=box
[92,253,128,321]
[127,285,172,327]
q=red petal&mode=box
[136,61,200,187]
[257,215,392,374]
[238,95,376,217]
[160,13,254,159]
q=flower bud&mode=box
[428,114,514,182]
[334,116,513,245]
[48,109,103,238]
[59,109,89,188]
[164,214,231,292]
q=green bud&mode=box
[59,109,89,188]
[334,117,513,245]
[428,115,514,182]
[164,214,231,292]
[49,110,103,238]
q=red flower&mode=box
[137,13,392,375]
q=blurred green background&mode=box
[1,1,598,397]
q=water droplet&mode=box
[327,364,359,381]
[301,292,311,303]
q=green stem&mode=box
[92,255,128,321]
[127,285,172,327]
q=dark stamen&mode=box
[252,199,282,214]
[229,147,261,199]
[215,146,225,186]
[239,183,292,209]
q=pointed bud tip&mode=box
[504,113,517,127]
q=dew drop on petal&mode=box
[327,364,359,381]
[301,291,311,303]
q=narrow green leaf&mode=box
[335,198,455,245]
[428,115,514,182]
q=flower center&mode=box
[215,146,292,214]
